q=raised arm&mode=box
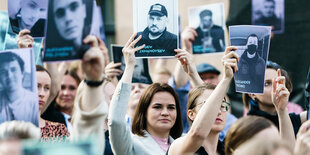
[272,69,295,149]
[70,35,108,155]
[169,47,239,155]
[108,33,145,154]
[172,27,197,88]
[174,49,203,87]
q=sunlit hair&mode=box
[131,83,183,139]
[187,83,216,126]
[225,116,276,155]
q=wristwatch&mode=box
[84,79,104,87]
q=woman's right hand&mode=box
[122,33,145,68]
[17,29,34,48]
[105,62,122,81]
[221,46,239,80]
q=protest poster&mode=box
[43,0,94,61]
[252,0,285,34]
[133,0,178,58]
[111,44,153,84]
[8,0,48,37]
[229,25,271,94]
[0,48,38,126]
[188,3,226,54]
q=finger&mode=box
[187,28,198,37]
[130,35,142,47]
[174,49,186,53]
[272,78,277,95]
[132,44,145,52]
[298,120,310,137]
[224,58,238,64]
[83,35,98,47]
[278,91,289,98]
[125,33,137,48]
[225,46,238,55]
[276,76,286,86]
[224,62,238,70]
[276,84,286,92]
[18,29,31,37]
[83,48,101,62]
[96,36,107,48]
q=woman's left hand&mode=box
[272,69,289,111]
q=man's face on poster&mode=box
[53,0,86,40]
[147,14,168,36]
[262,1,275,18]
[201,15,213,29]
[20,0,47,29]
[0,60,23,92]
[246,36,258,55]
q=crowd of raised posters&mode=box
[0,0,303,153]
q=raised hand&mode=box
[272,69,289,111]
[105,62,122,81]
[82,35,104,81]
[181,27,197,51]
[174,49,195,76]
[17,29,34,48]
[294,120,310,155]
[122,33,145,68]
[96,36,110,68]
[221,46,239,79]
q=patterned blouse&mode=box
[40,120,70,142]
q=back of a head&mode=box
[233,137,292,155]
[0,121,40,140]
[225,116,275,155]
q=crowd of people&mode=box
[0,1,310,155]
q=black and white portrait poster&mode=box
[89,0,106,43]
[229,25,271,94]
[111,45,153,84]
[133,0,178,58]
[188,3,226,54]
[8,0,48,38]
[4,24,44,65]
[43,0,94,62]
[252,0,284,34]
[0,48,38,126]
[0,11,9,51]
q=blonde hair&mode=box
[0,121,40,140]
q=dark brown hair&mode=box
[64,70,81,86]
[242,61,293,109]
[187,83,216,126]
[36,65,51,79]
[131,83,183,139]
[225,116,276,155]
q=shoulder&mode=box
[164,31,177,39]
[168,136,185,155]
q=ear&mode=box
[187,109,195,122]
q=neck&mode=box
[247,51,256,58]
[6,88,23,102]
[202,131,219,155]
[39,117,46,128]
[147,127,170,139]
[149,33,163,40]
[258,102,277,115]
[60,109,72,116]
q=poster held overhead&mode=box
[0,48,39,126]
[252,0,285,34]
[111,44,153,84]
[133,0,179,58]
[8,0,48,38]
[43,0,94,62]
[229,25,271,94]
[188,3,226,54]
